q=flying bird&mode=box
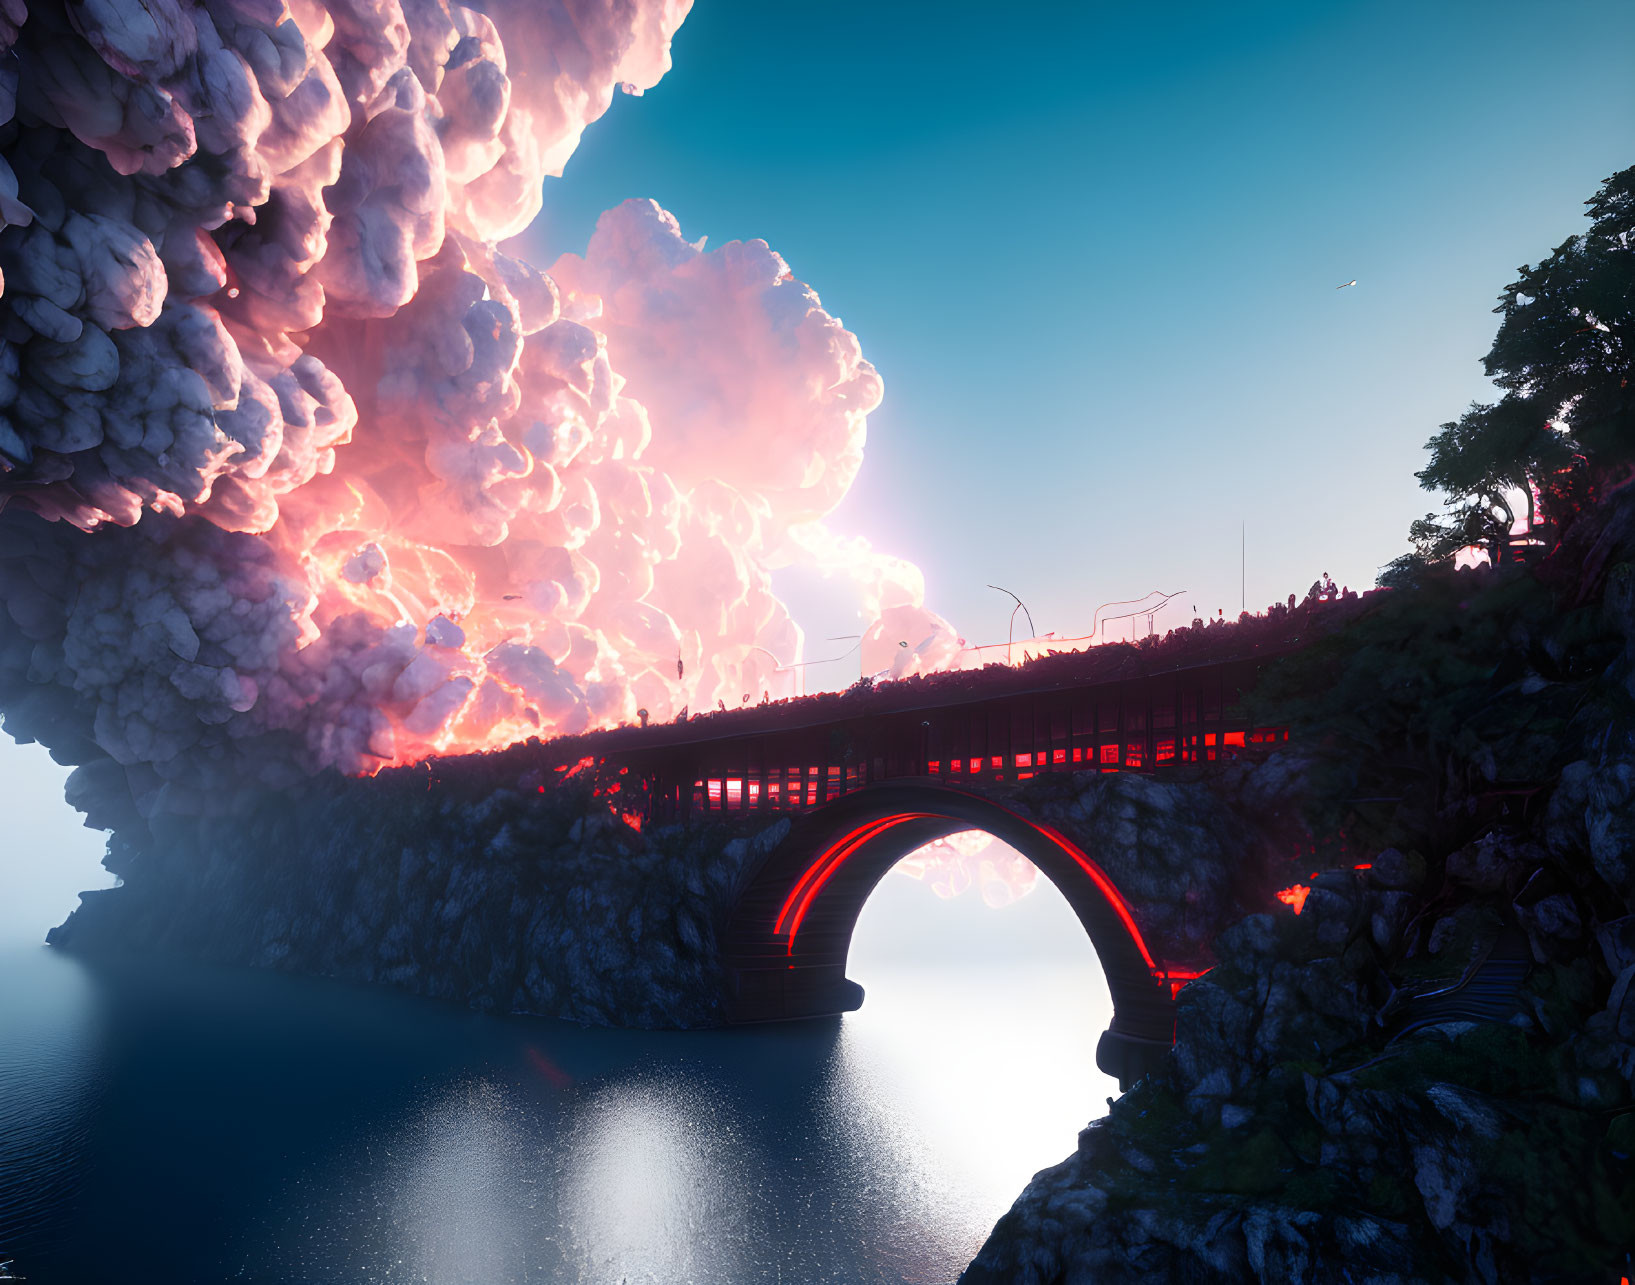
[1336,279,1357,290]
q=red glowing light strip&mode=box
[775,791,1166,991]
[1160,967,1209,998]
[779,813,930,951]
[774,815,906,933]
[1027,821,1158,972]
[773,814,918,937]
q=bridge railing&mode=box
[622,656,1291,824]
[684,727,1291,815]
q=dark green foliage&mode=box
[1414,399,1578,565]
[1248,562,1591,856]
[1487,168,1635,469]
[1399,165,1634,577]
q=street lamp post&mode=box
[986,584,1036,666]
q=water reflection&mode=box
[388,1079,541,1285]
[828,965,1114,1220]
[0,865,1116,1285]
[563,1077,749,1283]
[0,948,106,1258]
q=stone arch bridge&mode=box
[55,628,1324,1091]
[505,643,1301,1086]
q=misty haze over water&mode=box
[0,854,1117,1285]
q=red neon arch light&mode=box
[1025,820,1158,972]
[773,796,1164,983]
[1157,968,1208,999]
[775,813,930,952]
[774,814,918,935]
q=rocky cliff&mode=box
[960,485,1635,1283]
[48,766,801,1028]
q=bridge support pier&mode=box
[1096,1028,1173,1091]
[724,965,865,1023]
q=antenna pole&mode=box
[1241,522,1245,614]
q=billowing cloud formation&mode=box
[0,0,962,819]
[0,0,688,528]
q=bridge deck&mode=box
[625,650,1290,822]
[408,597,1373,818]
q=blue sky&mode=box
[518,0,1635,675]
[6,0,1634,936]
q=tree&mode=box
[1486,167,1632,471]
[1397,165,1633,577]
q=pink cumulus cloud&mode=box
[0,0,978,825]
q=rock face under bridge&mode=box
[49,749,1306,1080]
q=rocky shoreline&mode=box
[48,768,788,1029]
[959,485,1635,1283]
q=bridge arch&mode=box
[719,782,1179,1087]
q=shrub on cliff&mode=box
[1390,164,1632,578]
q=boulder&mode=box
[1367,848,1426,892]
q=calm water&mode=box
[0,894,1117,1285]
